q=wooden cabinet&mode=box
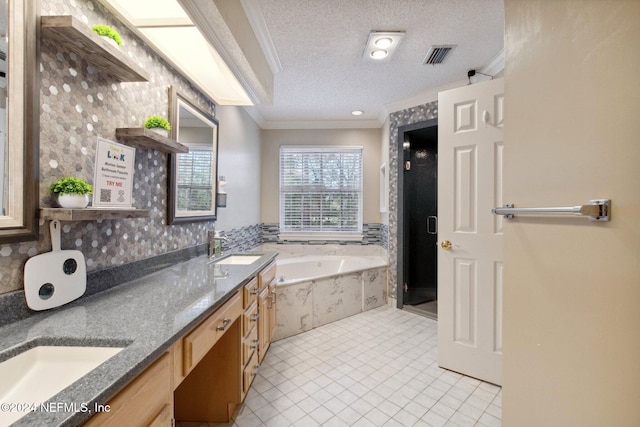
[258,279,278,364]
[258,286,270,364]
[257,261,277,364]
[174,316,242,423]
[269,281,277,340]
[243,351,260,395]
[84,353,172,427]
[181,291,242,375]
[240,277,260,398]
[258,261,277,289]
[243,277,259,309]
[84,261,276,426]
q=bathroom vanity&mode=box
[0,252,277,426]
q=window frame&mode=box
[279,145,364,241]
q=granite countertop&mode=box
[0,251,278,427]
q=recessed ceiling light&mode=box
[362,31,405,62]
[370,49,388,60]
[375,38,393,49]
[351,110,364,116]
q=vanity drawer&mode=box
[242,300,259,337]
[243,325,259,367]
[243,277,259,308]
[243,351,260,395]
[182,291,242,375]
[258,261,277,290]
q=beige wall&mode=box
[215,105,262,230]
[503,1,640,426]
[260,128,382,224]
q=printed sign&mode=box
[92,137,135,208]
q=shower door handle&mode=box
[427,216,438,234]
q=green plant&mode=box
[144,116,171,131]
[50,177,93,195]
[91,24,123,46]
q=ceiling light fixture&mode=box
[362,31,404,62]
[351,110,364,116]
[101,0,252,105]
[375,37,393,49]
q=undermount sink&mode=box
[0,345,123,425]
[212,255,261,265]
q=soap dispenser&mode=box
[217,176,227,208]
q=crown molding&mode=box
[383,79,468,115]
[243,49,505,129]
[240,0,283,74]
[481,48,504,77]
[258,118,382,130]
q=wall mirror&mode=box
[167,86,219,224]
[0,0,39,243]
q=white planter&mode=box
[57,194,90,209]
[150,128,169,138]
[100,35,119,49]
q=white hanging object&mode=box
[24,220,87,310]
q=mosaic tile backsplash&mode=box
[0,0,220,294]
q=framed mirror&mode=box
[0,0,39,243]
[167,86,219,224]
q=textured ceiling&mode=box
[242,0,504,128]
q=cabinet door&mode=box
[258,287,270,363]
[268,280,277,342]
[84,353,172,427]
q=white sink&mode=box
[213,255,261,265]
[0,345,123,425]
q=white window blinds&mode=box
[280,146,363,233]
[176,147,214,211]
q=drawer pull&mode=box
[250,339,259,349]
[252,364,261,376]
[250,313,260,322]
[251,287,260,295]
[267,296,273,309]
[216,318,232,331]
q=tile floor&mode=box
[187,305,502,427]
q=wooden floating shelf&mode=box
[40,208,150,221]
[41,15,149,82]
[116,128,189,154]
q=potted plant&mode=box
[50,177,93,209]
[91,24,123,49]
[144,115,171,137]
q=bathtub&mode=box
[276,255,386,285]
[273,255,388,341]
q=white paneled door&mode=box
[437,78,504,385]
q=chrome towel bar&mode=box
[491,199,610,221]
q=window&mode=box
[280,146,363,238]
[176,147,214,211]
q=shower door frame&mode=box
[396,118,438,309]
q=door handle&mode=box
[440,240,453,250]
[427,216,437,234]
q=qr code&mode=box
[100,188,111,202]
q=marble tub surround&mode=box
[273,265,387,341]
[0,251,277,427]
[256,243,387,260]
